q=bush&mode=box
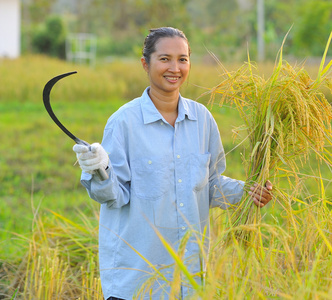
[32,16,66,59]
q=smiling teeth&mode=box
[166,77,178,80]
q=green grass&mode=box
[0,100,120,261]
[0,55,331,299]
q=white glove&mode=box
[73,143,109,174]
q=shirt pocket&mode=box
[131,157,172,200]
[190,153,211,191]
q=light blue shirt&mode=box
[81,88,244,300]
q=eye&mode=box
[180,57,189,63]
[160,57,169,61]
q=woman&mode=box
[73,27,272,300]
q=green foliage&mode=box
[97,35,143,57]
[26,0,53,24]
[293,0,332,57]
[31,16,66,59]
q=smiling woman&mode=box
[72,27,272,300]
[141,29,191,126]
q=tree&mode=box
[32,15,66,58]
[27,0,53,24]
[293,0,332,57]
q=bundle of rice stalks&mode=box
[208,32,332,243]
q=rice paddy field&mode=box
[0,54,332,299]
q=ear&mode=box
[141,57,149,73]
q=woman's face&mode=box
[141,36,190,96]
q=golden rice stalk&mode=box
[208,31,332,243]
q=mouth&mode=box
[164,76,181,83]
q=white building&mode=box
[0,0,20,58]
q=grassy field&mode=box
[1,55,332,299]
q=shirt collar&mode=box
[141,87,197,125]
[177,93,197,122]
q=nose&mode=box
[169,60,180,72]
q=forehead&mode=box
[153,36,189,56]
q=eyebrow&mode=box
[158,54,189,57]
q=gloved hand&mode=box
[73,143,109,175]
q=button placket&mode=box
[174,126,188,243]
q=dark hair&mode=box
[142,27,191,65]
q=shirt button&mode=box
[148,160,152,164]
[182,226,186,230]
[177,155,180,159]
[160,122,164,125]
[185,249,188,253]
[179,203,184,207]
[178,179,182,183]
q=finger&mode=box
[256,189,272,203]
[251,193,269,207]
[250,192,266,205]
[249,184,266,197]
[252,197,265,208]
[73,144,89,153]
[256,194,270,205]
[80,163,99,172]
[249,188,271,205]
[79,156,101,167]
[250,182,272,192]
[265,180,273,191]
[250,184,272,199]
[261,184,273,203]
[90,143,101,153]
[79,151,98,161]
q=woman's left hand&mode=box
[249,180,273,208]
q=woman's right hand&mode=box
[73,143,109,174]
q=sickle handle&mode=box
[96,166,109,181]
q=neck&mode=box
[148,88,179,126]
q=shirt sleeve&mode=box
[208,114,245,209]
[80,117,131,209]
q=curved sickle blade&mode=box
[42,71,109,181]
[42,71,86,145]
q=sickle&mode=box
[43,71,109,181]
